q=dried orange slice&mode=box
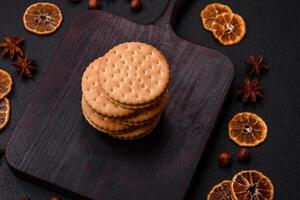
[231,170,275,200]
[0,69,13,99]
[200,3,233,31]
[0,98,10,130]
[228,112,267,147]
[23,2,63,35]
[207,180,233,200]
[212,13,246,46]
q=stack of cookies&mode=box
[81,42,170,140]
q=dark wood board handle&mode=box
[154,0,186,26]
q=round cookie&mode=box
[98,42,170,106]
[105,93,159,110]
[82,57,135,118]
[107,116,160,140]
[83,108,122,134]
[83,99,160,140]
[81,97,134,133]
[120,92,168,125]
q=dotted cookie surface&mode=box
[81,97,133,133]
[98,42,170,106]
[82,57,135,118]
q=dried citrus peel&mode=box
[207,170,275,200]
[231,170,275,200]
[207,180,233,200]
[228,112,267,147]
[212,13,246,46]
[0,69,13,100]
[200,3,246,46]
[23,2,63,35]
[0,98,10,130]
[200,3,233,31]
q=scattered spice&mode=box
[131,0,143,11]
[51,196,60,200]
[218,151,232,168]
[246,55,268,78]
[0,37,37,80]
[13,55,35,78]
[88,0,100,9]
[0,37,24,60]
[237,148,251,162]
[235,78,263,103]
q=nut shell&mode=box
[237,148,251,162]
[218,151,232,168]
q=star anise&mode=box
[246,55,268,77]
[0,37,24,60]
[13,55,35,78]
[235,78,263,103]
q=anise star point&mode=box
[13,55,35,78]
[246,55,268,77]
[235,78,263,103]
[0,36,24,60]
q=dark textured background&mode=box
[0,0,299,199]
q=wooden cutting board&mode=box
[6,0,234,199]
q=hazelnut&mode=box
[51,196,60,200]
[131,0,142,11]
[218,151,232,168]
[237,148,251,162]
[88,0,100,9]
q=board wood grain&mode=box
[6,0,234,199]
